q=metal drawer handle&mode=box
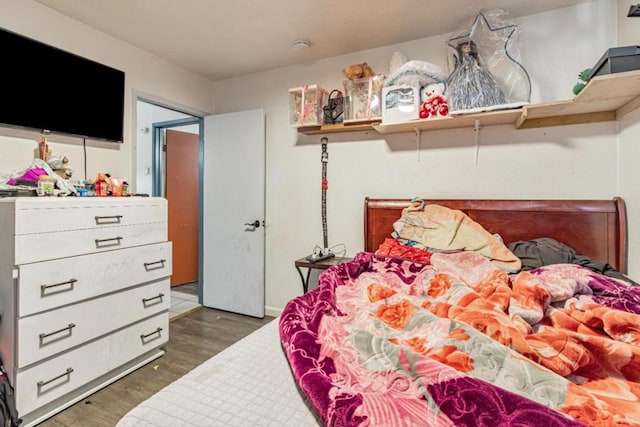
[94,214,123,224]
[95,236,123,245]
[41,278,77,291]
[140,327,163,340]
[144,259,166,269]
[40,323,76,340]
[37,368,74,389]
[142,293,165,304]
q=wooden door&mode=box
[202,109,265,317]
[166,129,199,287]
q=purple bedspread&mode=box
[279,252,640,426]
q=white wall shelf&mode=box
[296,70,640,136]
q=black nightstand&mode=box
[294,256,351,293]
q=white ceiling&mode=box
[35,0,595,82]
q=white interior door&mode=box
[202,109,265,317]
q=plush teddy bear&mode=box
[343,62,375,80]
[419,83,448,119]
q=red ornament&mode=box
[321,179,328,189]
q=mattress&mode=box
[117,318,321,426]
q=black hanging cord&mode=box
[306,137,335,262]
[321,137,329,251]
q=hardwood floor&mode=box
[39,307,275,427]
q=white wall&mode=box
[617,0,640,286]
[618,0,640,43]
[619,107,640,281]
[210,0,631,315]
[0,0,213,183]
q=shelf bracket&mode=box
[414,127,421,161]
[473,120,481,165]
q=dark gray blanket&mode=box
[507,237,637,285]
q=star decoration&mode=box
[446,9,531,104]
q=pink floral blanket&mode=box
[279,252,640,426]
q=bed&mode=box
[118,197,638,427]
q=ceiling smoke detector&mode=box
[292,40,311,51]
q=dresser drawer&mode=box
[14,222,167,264]
[18,242,172,316]
[17,279,169,367]
[15,312,168,416]
[14,198,167,235]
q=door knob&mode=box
[244,220,260,228]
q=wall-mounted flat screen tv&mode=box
[0,27,125,143]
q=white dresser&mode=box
[0,196,172,426]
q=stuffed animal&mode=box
[419,83,448,119]
[420,83,445,103]
[343,62,375,80]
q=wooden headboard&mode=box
[364,198,628,274]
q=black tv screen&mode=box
[0,27,125,143]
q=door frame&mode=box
[151,117,203,196]
[151,117,205,303]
